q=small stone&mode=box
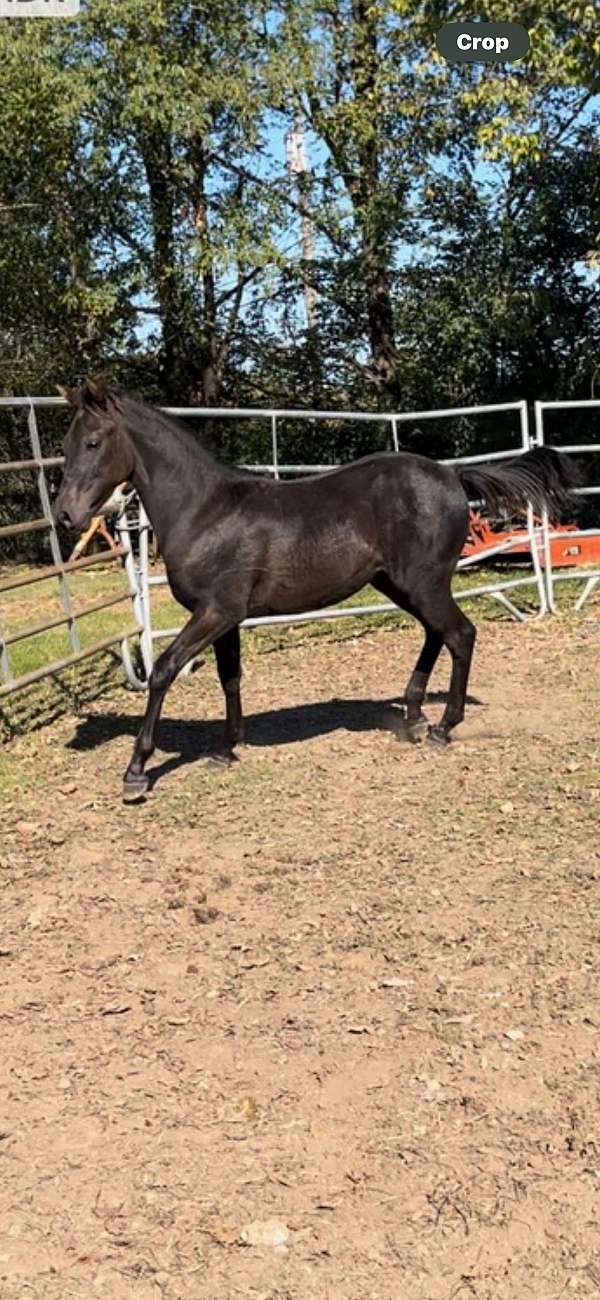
[239,1218,290,1252]
[26,906,45,929]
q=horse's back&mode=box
[263,450,468,543]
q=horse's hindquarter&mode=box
[373,453,469,579]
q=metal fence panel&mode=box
[534,398,600,613]
[0,397,146,696]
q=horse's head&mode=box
[54,378,134,533]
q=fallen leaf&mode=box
[223,1096,259,1124]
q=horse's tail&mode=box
[456,446,579,524]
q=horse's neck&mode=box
[124,401,221,550]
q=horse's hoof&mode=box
[122,774,150,803]
[406,718,428,743]
[427,725,450,749]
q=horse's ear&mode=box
[56,384,82,408]
[83,375,110,409]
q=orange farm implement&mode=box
[463,511,600,567]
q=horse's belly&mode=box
[248,552,377,617]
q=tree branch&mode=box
[216,268,247,370]
[215,264,264,308]
[210,151,346,253]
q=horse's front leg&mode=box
[213,627,244,758]
[123,605,234,801]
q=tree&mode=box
[394,128,600,424]
[0,0,598,469]
[420,0,600,163]
[262,0,455,399]
[0,20,136,396]
[70,0,291,404]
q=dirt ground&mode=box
[1,613,600,1300]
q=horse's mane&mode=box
[113,387,264,481]
[113,387,216,461]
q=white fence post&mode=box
[0,396,144,698]
[535,398,600,614]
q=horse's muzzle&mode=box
[56,508,75,530]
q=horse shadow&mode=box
[67,690,485,792]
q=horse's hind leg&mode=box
[374,570,476,743]
[373,573,443,740]
[408,582,476,745]
[213,627,244,758]
[426,596,476,745]
[404,626,444,739]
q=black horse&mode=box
[55,380,576,799]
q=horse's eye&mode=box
[86,439,100,450]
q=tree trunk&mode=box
[139,128,189,401]
[350,0,399,399]
[361,255,399,396]
[188,138,224,431]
